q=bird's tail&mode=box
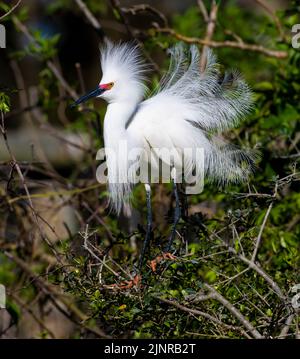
[205,136,258,186]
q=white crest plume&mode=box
[100,39,149,102]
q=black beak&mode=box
[70,87,105,108]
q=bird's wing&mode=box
[141,44,253,133]
[127,44,256,186]
[129,106,257,187]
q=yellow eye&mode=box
[107,82,114,90]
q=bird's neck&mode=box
[103,101,139,208]
[104,101,138,146]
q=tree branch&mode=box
[0,0,22,21]
[153,295,252,338]
[251,183,278,262]
[4,251,111,339]
[152,27,288,58]
[74,0,106,39]
[197,0,209,22]
[121,4,168,27]
[12,16,78,100]
[200,0,219,71]
[254,0,285,40]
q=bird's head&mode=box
[70,82,113,107]
[72,40,148,107]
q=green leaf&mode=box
[266,309,273,317]
[205,270,217,283]
[6,300,21,323]
[254,82,274,91]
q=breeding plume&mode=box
[73,40,255,270]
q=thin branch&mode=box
[46,61,78,99]
[186,293,214,303]
[74,0,106,39]
[75,62,86,94]
[278,313,295,339]
[251,200,274,262]
[227,246,286,302]
[80,225,132,281]
[0,0,22,21]
[109,0,160,73]
[152,27,288,59]
[275,153,300,159]
[224,29,244,44]
[12,16,78,100]
[8,291,56,339]
[8,183,102,204]
[10,59,58,175]
[4,251,111,339]
[200,0,219,71]
[234,192,273,199]
[254,0,285,40]
[251,183,277,262]
[1,110,63,264]
[121,4,168,27]
[82,201,115,243]
[203,283,264,339]
[205,224,286,302]
[153,295,252,338]
[197,0,209,22]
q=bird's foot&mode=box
[104,274,141,290]
[148,252,177,272]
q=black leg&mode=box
[165,178,181,252]
[139,184,152,270]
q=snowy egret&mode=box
[73,40,255,272]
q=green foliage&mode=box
[0,92,10,113]
[173,6,204,37]
[26,31,61,61]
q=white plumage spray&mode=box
[74,40,256,214]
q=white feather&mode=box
[99,41,256,213]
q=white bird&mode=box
[73,40,255,270]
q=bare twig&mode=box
[121,4,168,27]
[47,61,78,99]
[200,0,219,72]
[4,251,111,339]
[0,0,22,21]
[8,183,102,204]
[197,0,209,22]
[75,63,86,94]
[82,201,115,243]
[205,224,286,302]
[8,291,56,339]
[109,0,160,73]
[153,295,252,338]
[234,192,273,199]
[203,283,264,339]
[10,59,58,175]
[152,27,288,59]
[276,153,300,159]
[1,110,63,263]
[74,0,106,39]
[186,293,214,303]
[278,313,295,339]
[227,246,286,302]
[251,200,274,262]
[251,183,278,262]
[80,225,132,281]
[254,0,285,40]
[12,16,78,100]
[224,29,244,44]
